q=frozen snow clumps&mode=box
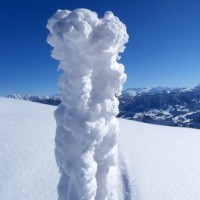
[47,8,128,200]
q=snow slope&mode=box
[119,120,200,200]
[1,97,200,200]
[0,98,59,200]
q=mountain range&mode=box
[7,84,200,129]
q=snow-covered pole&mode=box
[47,9,128,200]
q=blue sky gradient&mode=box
[0,0,200,95]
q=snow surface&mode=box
[119,120,200,200]
[0,98,59,200]
[1,97,200,200]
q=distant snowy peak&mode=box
[195,84,200,90]
[122,84,200,98]
[7,84,200,102]
[7,94,24,100]
[7,94,60,105]
[122,87,176,98]
[179,87,195,93]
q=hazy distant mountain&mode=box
[6,94,61,106]
[7,84,200,129]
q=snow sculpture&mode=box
[47,9,128,200]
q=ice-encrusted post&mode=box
[47,9,128,200]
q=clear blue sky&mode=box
[0,0,200,96]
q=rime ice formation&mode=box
[47,9,128,200]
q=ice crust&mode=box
[47,9,128,200]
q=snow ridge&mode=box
[47,9,128,200]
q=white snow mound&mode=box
[47,8,128,200]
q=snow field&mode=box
[0,98,59,200]
[1,98,200,200]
